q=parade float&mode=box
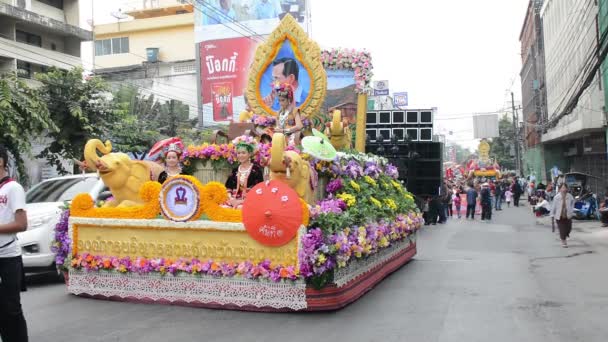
[53,15,422,312]
[465,139,502,180]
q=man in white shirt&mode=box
[0,145,28,341]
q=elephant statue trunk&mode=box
[325,110,351,150]
[269,133,287,174]
[269,133,314,204]
[84,139,113,172]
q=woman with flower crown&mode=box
[225,136,264,208]
[273,83,304,146]
[157,140,185,184]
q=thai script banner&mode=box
[74,223,299,266]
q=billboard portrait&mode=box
[194,0,309,42]
[258,39,311,114]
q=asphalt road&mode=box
[22,202,608,342]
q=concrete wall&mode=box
[63,0,79,27]
[542,72,605,142]
[542,0,604,126]
[523,145,546,182]
[31,0,63,22]
[95,24,194,68]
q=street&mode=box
[22,202,608,342]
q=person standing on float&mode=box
[0,145,29,341]
[273,83,303,146]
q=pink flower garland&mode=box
[71,255,298,282]
[321,48,373,94]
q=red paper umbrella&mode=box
[147,137,183,161]
[242,180,303,247]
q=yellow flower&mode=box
[316,253,327,265]
[370,196,382,208]
[337,193,356,207]
[349,180,361,192]
[384,198,398,210]
[364,176,377,187]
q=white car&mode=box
[18,174,107,275]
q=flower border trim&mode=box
[67,269,308,311]
[333,236,414,288]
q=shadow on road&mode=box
[25,272,63,288]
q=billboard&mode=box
[200,37,258,122]
[473,114,499,139]
[393,92,408,107]
[373,80,389,96]
[194,0,309,42]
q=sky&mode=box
[81,0,530,150]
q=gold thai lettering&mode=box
[74,225,300,266]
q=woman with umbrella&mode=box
[225,136,264,208]
[273,83,304,146]
[147,138,185,184]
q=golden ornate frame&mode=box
[246,14,327,119]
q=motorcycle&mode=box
[573,191,599,220]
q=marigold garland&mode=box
[200,182,242,222]
[71,181,161,219]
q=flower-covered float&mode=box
[466,139,502,179]
[54,15,422,312]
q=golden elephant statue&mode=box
[269,133,314,204]
[84,139,164,207]
[324,110,352,150]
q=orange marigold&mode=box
[139,181,161,202]
[72,193,94,213]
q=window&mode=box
[16,30,42,47]
[16,60,32,78]
[38,0,63,10]
[94,37,129,56]
[26,177,100,203]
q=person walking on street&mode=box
[453,189,462,219]
[512,177,523,207]
[466,185,478,219]
[428,196,440,225]
[505,188,513,208]
[0,145,29,341]
[480,183,492,220]
[422,197,430,225]
[550,183,575,248]
[447,189,453,217]
[494,181,503,211]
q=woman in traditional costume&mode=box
[225,136,264,208]
[157,140,185,184]
[273,83,304,146]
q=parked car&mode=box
[17,174,107,275]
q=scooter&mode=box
[573,192,599,220]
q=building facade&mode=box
[94,0,197,119]
[0,0,92,184]
[540,0,607,189]
[0,0,91,79]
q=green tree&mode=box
[35,67,116,173]
[0,72,57,185]
[109,86,163,159]
[489,114,516,170]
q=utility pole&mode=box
[511,92,521,176]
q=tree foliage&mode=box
[35,67,116,173]
[0,72,57,185]
[489,114,516,170]
[109,85,197,158]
